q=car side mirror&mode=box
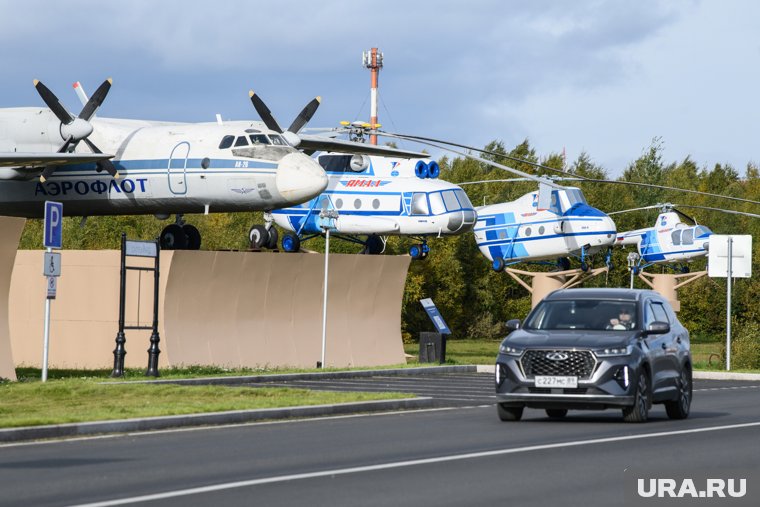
[645,321,670,334]
[505,319,521,332]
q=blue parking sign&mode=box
[43,201,63,249]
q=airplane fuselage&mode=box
[0,109,328,218]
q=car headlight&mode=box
[595,345,633,357]
[499,344,523,356]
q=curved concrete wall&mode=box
[0,217,25,381]
[7,249,409,371]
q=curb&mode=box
[108,365,479,386]
[0,397,435,444]
[693,371,760,381]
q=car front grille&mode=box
[520,350,596,379]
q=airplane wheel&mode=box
[363,235,383,255]
[249,225,268,249]
[160,224,188,250]
[409,244,424,260]
[492,257,505,272]
[281,233,301,253]
[182,224,202,250]
[265,227,279,250]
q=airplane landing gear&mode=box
[249,213,279,250]
[160,215,202,250]
[492,257,506,272]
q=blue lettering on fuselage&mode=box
[34,178,148,197]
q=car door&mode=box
[650,300,681,389]
[643,300,670,395]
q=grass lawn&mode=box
[0,368,413,429]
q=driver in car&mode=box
[608,308,634,330]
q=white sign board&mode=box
[708,235,752,278]
[43,252,61,277]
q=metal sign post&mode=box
[318,208,338,369]
[708,234,752,371]
[41,201,63,382]
[111,233,161,377]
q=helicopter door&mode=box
[168,141,190,195]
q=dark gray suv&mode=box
[495,288,691,423]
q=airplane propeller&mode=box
[33,78,119,182]
[248,91,321,146]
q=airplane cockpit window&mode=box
[218,135,235,149]
[411,193,430,215]
[442,190,460,212]
[270,135,288,146]
[234,136,249,147]
[682,228,694,245]
[249,134,271,145]
[429,193,446,215]
[454,189,473,209]
[671,230,682,246]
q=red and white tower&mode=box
[362,47,383,145]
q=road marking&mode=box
[69,420,760,507]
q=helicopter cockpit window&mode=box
[218,135,235,149]
[695,225,712,238]
[442,190,460,212]
[234,136,249,147]
[682,228,694,245]
[428,192,446,215]
[454,189,473,209]
[566,189,587,206]
[270,135,288,146]
[249,134,271,145]
[411,193,430,215]
[671,230,682,246]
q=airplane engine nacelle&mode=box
[350,154,370,172]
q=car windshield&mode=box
[524,300,637,331]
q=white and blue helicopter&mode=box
[467,183,617,271]
[611,203,760,273]
[0,79,426,250]
[231,119,474,259]
[367,132,617,269]
[264,151,477,259]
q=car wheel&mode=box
[497,403,523,422]
[545,409,568,418]
[623,370,650,423]
[665,366,692,420]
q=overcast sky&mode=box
[1,0,758,177]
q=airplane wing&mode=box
[0,152,113,168]
[296,134,428,158]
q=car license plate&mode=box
[535,375,578,388]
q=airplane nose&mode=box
[275,152,328,205]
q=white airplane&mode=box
[471,185,617,271]
[264,152,477,258]
[0,79,425,249]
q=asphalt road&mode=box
[1,376,759,507]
